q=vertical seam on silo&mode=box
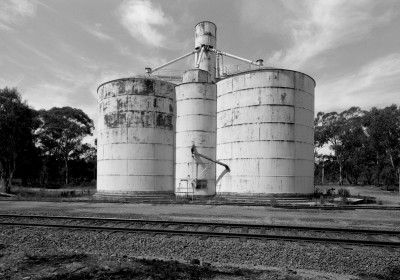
[126,94,129,187]
[293,73,297,192]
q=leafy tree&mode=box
[363,105,400,190]
[314,154,335,184]
[0,87,37,193]
[68,143,97,184]
[339,107,367,185]
[314,110,347,184]
[315,107,367,185]
[37,107,94,185]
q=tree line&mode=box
[315,105,400,189]
[0,87,96,193]
[2,86,399,193]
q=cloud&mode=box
[16,39,51,61]
[265,0,395,69]
[316,53,400,113]
[82,23,113,41]
[117,0,171,47]
[0,0,37,31]
[25,83,71,110]
[0,74,25,89]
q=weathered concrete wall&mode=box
[216,69,315,194]
[175,69,217,196]
[97,77,175,194]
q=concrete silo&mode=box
[97,77,175,194]
[174,22,218,196]
[216,69,315,194]
[96,21,316,197]
[175,70,217,196]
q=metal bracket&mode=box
[213,49,263,67]
[195,46,205,68]
[145,50,198,74]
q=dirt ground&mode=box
[316,185,400,205]
[1,199,400,230]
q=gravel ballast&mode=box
[1,225,400,279]
[2,201,400,279]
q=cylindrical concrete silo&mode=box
[195,21,217,82]
[97,77,175,194]
[175,69,217,196]
[216,69,315,194]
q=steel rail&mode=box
[0,214,400,235]
[1,221,400,248]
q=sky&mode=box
[1,0,400,138]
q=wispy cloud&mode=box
[82,23,113,41]
[0,74,25,89]
[0,0,38,31]
[265,0,395,69]
[16,39,52,61]
[117,0,171,47]
[25,83,71,109]
[23,50,101,117]
[317,53,400,113]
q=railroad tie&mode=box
[199,226,215,240]
[191,224,199,231]
[386,235,400,243]
[338,245,354,250]
[240,227,248,242]
[175,224,185,230]
[159,224,173,238]
[367,234,382,242]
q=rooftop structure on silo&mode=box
[145,21,264,83]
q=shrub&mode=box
[319,194,325,205]
[313,188,323,198]
[340,196,348,205]
[337,188,350,198]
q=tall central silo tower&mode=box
[175,22,218,196]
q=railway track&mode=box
[1,214,400,249]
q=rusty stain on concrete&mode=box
[281,92,286,103]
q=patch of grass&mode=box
[313,188,323,199]
[359,264,400,280]
[11,187,96,202]
[270,198,278,206]
[24,252,88,266]
[284,275,303,280]
[36,257,263,280]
